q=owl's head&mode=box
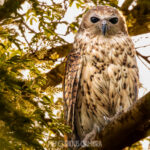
[80,5,128,36]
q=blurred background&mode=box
[0,0,149,149]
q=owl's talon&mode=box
[104,107,124,125]
[117,106,124,114]
[81,124,100,147]
[103,116,113,125]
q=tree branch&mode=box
[17,13,38,34]
[0,0,25,21]
[121,0,134,12]
[28,44,72,61]
[98,92,150,150]
[41,62,66,90]
[136,51,150,64]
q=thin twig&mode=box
[136,51,150,64]
[137,54,150,70]
[17,12,38,34]
[19,24,34,53]
[135,44,150,50]
[22,21,38,34]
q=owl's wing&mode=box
[63,48,82,136]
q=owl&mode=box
[63,5,139,148]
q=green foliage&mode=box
[0,39,70,149]
[0,2,71,148]
[0,0,149,149]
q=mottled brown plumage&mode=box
[63,5,139,148]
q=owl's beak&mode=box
[101,20,107,36]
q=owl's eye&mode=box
[109,17,118,24]
[90,17,100,23]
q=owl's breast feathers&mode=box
[63,34,139,141]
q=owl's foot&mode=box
[104,106,124,125]
[81,124,100,148]
[117,106,124,114]
[103,116,113,125]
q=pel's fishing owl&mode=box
[63,5,139,148]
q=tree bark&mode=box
[42,62,66,89]
[98,91,150,150]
